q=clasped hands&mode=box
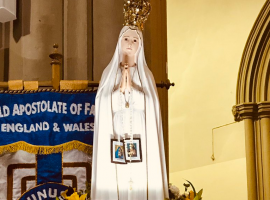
[120,64,132,93]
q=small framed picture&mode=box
[111,139,127,164]
[124,138,142,162]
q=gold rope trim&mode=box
[0,141,92,155]
[0,88,97,94]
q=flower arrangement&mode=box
[55,180,202,200]
[58,190,87,200]
[166,180,203,200]
[56,181,91,200]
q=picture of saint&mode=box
[127,143,137,157]
[115,146,124,159]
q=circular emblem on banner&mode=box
[19,182,69,200]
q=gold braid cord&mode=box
[0,141,92,155]
[123,0,151,30]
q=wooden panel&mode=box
[144,0,169,178]
[87,0,93,80]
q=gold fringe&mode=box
[0,141,92,155]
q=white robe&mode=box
[112,66,147,200]
[91,26,169,200]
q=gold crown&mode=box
[123,0,151,31]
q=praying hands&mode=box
[120,64,132,93]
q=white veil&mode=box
[91,26,169,200]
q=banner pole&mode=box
[50,44,63,90]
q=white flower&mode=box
[184,191,190,197]
[169,185,180,198]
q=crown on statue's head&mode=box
[123,0,151,31]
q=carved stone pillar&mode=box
[234,104,258,199]
[234,102,270,199]
[258,103,270,199]
[244,118,257,199]
[255,120,264,200]
[261,117,270,198]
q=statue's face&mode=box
[121,29,140,58]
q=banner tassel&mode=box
[0,141,92,155]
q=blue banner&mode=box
[0,91,96,146]
[37,153,63,184]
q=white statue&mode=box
[91,1,168,200]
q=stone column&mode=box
[244,118,258,200]
[255,120,264,200]
[93,0,123,81]
[9,0,63,81]
[261,118,270,199]
[63,0,91,80]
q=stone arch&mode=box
[236,1,270,104]
[234,1,270,200]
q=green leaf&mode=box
[194,189,203,200]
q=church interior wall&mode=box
[9,0,63,81]
[0,0,267,199]
[167,0,265,199]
